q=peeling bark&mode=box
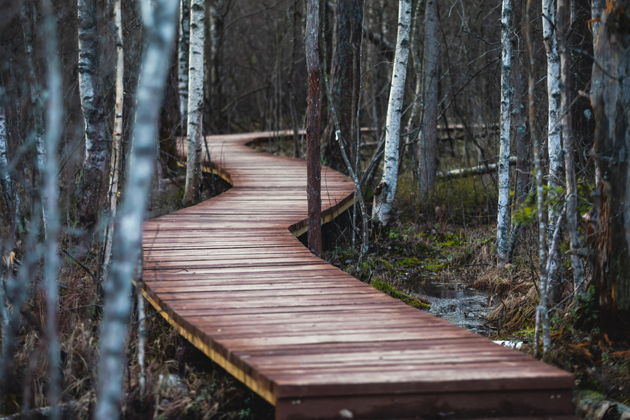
[77,0,111,225]
[178,0,190,133]
[182,0,205,205]
[372,0,412,226]
[542,0,564,235]
[590,0,630,325]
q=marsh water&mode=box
[402,276,495,336]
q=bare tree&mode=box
[497,0,514,266]
[558,0,585,295]
[41,0,63,416]
[417,0,439,201]
[77,0,111,225]
[326,0,363,170]
[305,0,322,256]
[178,0,190,132]
[94,1,178,418]
[102,0,125,281]
[182,0,206,205]
[542,0,564,235]
[590,0,630,327]
[0,99,17,228]
[372,0,412,227]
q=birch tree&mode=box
[542,0,563,230]
[41,0,63,416]
[496,0,514,266]
[590,0,630,326]
[305,0,322,256]
[372,0,412,226]
[182,0,205,205]
[20,2,47,233]
[417,0,439,201]
[178,0,190,132]
[102,0,125,280]
[77,0,110,224]
[95,1,178,418]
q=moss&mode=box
[397,256,422,268]
[371,280,430,309]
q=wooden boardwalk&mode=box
[141,132,575,419]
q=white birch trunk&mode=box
[41,0,63,417]
[497,0,514,266]
[417,0,440,200]
[102,0,124,280]
[558,0,585,295]
[77,0,110,219]
[372,0,412,226]
[542,0,564,235]
[19,3,47,234]
[182,0,205,205]
[178,0,190,133]
[94,1,178,418]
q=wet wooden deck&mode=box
[141,132,575,419]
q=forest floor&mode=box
[5,138,629,419]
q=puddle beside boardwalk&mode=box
[402,276,495,336]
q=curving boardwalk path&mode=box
[141,132,575,419]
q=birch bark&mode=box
[497,0,514,266]
[102,0,124,281]
[77,0,110,224]
[94,1,178,418]
[542,0,564,234]
[305,0,322,256]
[182,0,205,205]
[19,2,47,233]
[178,0,190,133]
[41,0,63,416]
[372,0,412,226]
[417,0,439,201]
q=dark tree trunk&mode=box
[305,0,322,256]
[590,0,630,331]
[324,0,363,172]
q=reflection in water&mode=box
[403,277,495,336]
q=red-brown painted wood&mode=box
[142,132,575,419]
